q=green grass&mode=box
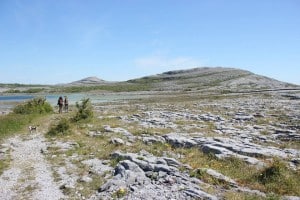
[4,88,45,93]
[0,97,53,140]
[49,83,152,93]
[224,191,280,200]
[0,154,10,175]
[247,159,300,196]
[0,113,36,139]
[178,147,300,196]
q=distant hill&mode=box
[127,67,298,91]
[1,67,299,94]
[69,76,106,85]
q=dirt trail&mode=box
[0,133,65,200]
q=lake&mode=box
[0,93,138,112]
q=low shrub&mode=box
[72,98,93,122]
[13,97,53,114]
[47,118,71,136]
[250,158,300,195]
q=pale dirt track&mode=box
[0,133,65,200]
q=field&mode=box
[0,67,300,199]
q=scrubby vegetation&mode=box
[49,83,151,93]
[72,98,94,122]
[0,97,53,139]
[47,118,71,136]
[13,97,53,114]
[47,98,94,137]
[5,88,45,93]
[0,114,36,139]
[251,159,300,195]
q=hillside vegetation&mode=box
[1,67,299,94]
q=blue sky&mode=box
[0,0,299,85]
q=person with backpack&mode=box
[64,96,69,113]
[57,96,63,113]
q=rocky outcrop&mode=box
[94,151,218,200]
[163,133,300,168]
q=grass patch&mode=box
[0,97,53,139]
[190,168,232,188]
[247,159,300,196]
[47,118,72,137]
[5,88,45,93]
[50,83,151,93]
[179,147,300,196]
[78,175,106,198]
[224,191,280,200]
[0,113,35,139]
[112,187,127,198]
[0,154,10,175]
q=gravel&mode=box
[0,134,65,200]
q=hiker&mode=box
[57,96,63,113]
[64,96,69,113]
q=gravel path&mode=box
[0,133,65,200]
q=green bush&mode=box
[13,97,53,114]
[0,97,53,139]
[72,98,93,122]
[47,118,71,136]
[258,159,284,184]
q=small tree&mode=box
[72,98,93,122]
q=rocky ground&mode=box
[0,89,300,199]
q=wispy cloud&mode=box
[134,54,203,71]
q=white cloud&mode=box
[134,54,203,71]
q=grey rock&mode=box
[162,157,181,168]
[195,137,297,159]
[233,187,266,197]
[205,168,237,186]
[98,151,218,200]
[272,129,300,141]
[198,113,225,122]
[282,196,300,200]
[81,158,113,175]
[163,133,197,148]
[50,141,79,152]
[110,138,125,145]
[87,130,102,137]
[79,175,93,183]
[234,113,254,121]
[142,135,166,144]
[184,188,218,200]
[103,125,133,138]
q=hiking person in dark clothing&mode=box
[64,96,69,113]
[57,96,63,113]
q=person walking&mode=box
[64,96,69,113]
[57,96,63,113]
